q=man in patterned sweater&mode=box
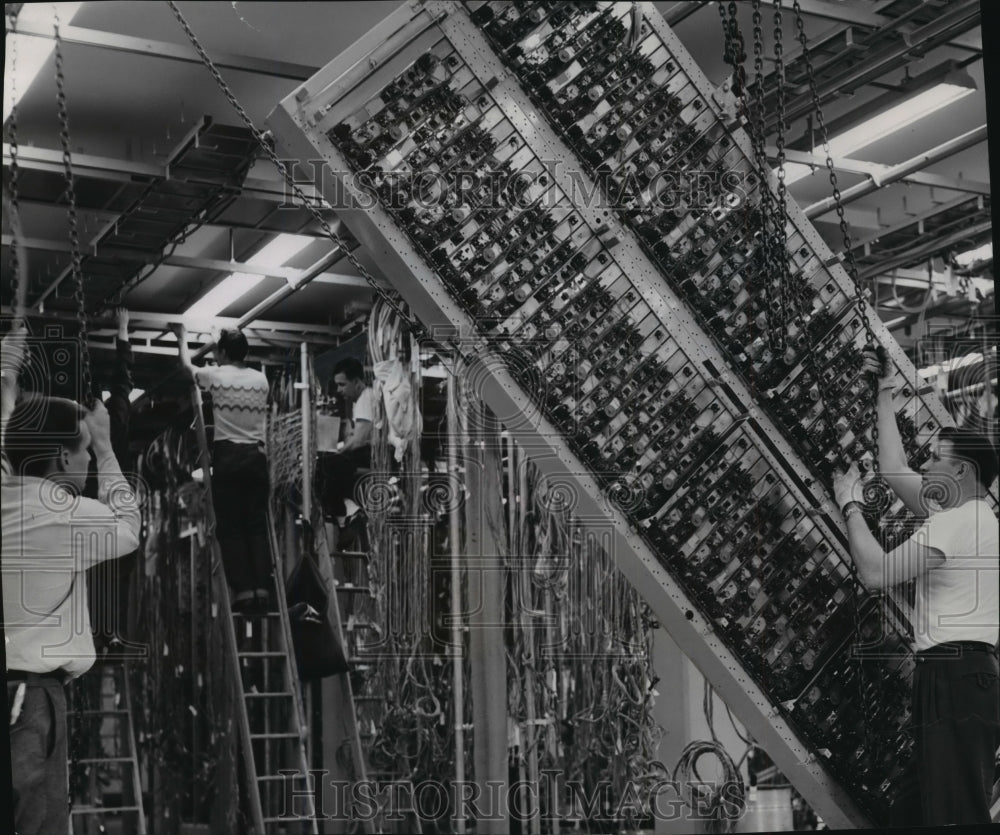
[180,328,272,612]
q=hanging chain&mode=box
[717,2,746,97]
[164,0,426,342]
[791,0,881,478]
[771,0,789,355]
[789,0,886,766]
[53,11,95,408]
[6,5,24,326]
[746,0,784,353]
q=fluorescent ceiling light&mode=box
[3,3,83,122]
[825,82,975,159]
[780,63,976,186]
[183,234,314,320]
[954,241,992,266]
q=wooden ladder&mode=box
[68,660,147,834]
[186,377,319,835]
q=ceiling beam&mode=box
[1,235,372,290]
[7,19,319,81]
[857,218,993,280]
[849,194,985,253]
[803,125,988,218]
[2,304,344,338]
[770,147,991,196]
[2,144,326,205]
[778,0,981,125]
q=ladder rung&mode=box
[239,651,287,658]
[71,805,141,814]
[75,757,134,764]
[250,732,302,740]
[335,585,371,594]
[245,691,293,698]
[331,551,369,558]
[257,774,312,783]
[232,611,280,619]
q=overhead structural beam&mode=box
[2,144,327,206]
[779,0,981,124]
[7,19,318,81]
[770,146,991,196]
[1,304,344,339]
[857,219,993,280]
[0,235,370,290]
[848,194,985,254]
[803,125,988,219]
[190,248,349,361]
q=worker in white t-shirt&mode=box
[317,357,373,528]
[179,328,272,613]
[832,349,999,827]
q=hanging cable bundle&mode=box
[672,740,747,834]
[131,422,243,832]
[503,454,661,829]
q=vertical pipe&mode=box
[300,342,312,524]
[517,447,540,835]
[983,333,996,448]
[447,367,466,834]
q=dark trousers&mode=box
[211,440,271,595]
[86,550,138,648]
[891,643,1000,826]
[316,446,370,518]
[8,678,68,835]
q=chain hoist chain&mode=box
[717,2,746,97]
[727,1,747,96]
[164,0,425,343]
[53,12,95,408]
[52,9,93,807]
[789,0,886,766]
[765,2,841,462]
[791,0,881,477]
[6,6,23,326]
[746,0,784,354]
[772,0,789,356]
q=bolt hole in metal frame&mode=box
[266,0,989,826]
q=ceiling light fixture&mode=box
[953,241,992,267]
[182,234,314,321]
[781,61,977,185]
[3,3,83,123]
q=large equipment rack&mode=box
[267,2,986,827]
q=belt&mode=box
[6,669,70,685]
[915,641,998,660]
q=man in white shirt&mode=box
[833,350,999,826]
[179,328,272,612]
[3,393,140,835]
[317,358,373,526]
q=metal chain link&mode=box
[52,9,93,806]
[717,2,746,97]
[789,0,886,767]
[772,0,789,355]
[791,0,881,477]
[164,0,426,342]
[53,11,95,408]
[6,5,24,326]
[747,0,784,353]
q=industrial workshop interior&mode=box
[1,0,997,833]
